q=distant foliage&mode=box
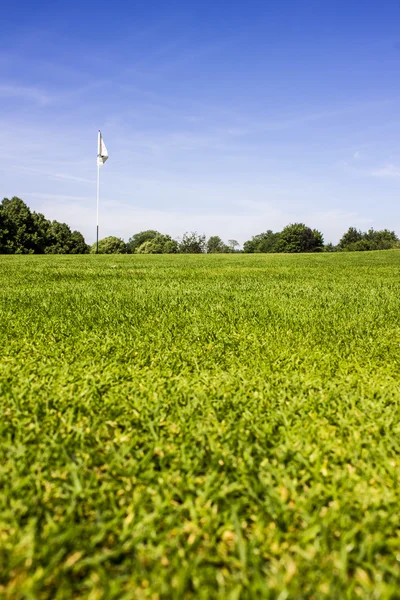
[179,232,206,254]
[2,197,399,255]
[276,223,324,253]
[243,225,398,254]
[136,234,178,254]
[45,222,89,254]
[0,197,89,254]
[324,242,338,253]
[91,236,127,254]
[337,227,399,252]
[227,239,240,252]
[243,230,280,253]
[338,226,362,249]
[126,230,159,254]
[206,236,231,253]
[243,224,323,253]
[0,197,38,254]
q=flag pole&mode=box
[96,130,100,254]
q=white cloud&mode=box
[23,192,92,203]
[0,84,50,105]
[50,172,95,184]
[370,164,400,177]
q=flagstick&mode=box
[96,163,100,254]
[96,130,100,254]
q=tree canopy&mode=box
[275,223,324,253]
[179,232,206,254]
[136,234,178,254]
[337,227,399,251]
[126,230,159,254]
[91,236,127,254]
[227,239,240,252]
[243,230,280,253]
[243,225,323,253]
[206,236,231,253]
[0,197,89,254]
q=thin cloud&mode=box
[0,164,94,185]
[370,164,400,178]
[0,84,50,105]
[23,192,92,203]
[50,172,95,184]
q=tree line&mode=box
[1,197,399,254]
[96,231,239,254]
[242,224,399,253]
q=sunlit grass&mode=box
[1,251,400,599]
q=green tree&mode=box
[243,230,280,253]
[324,242,337,252]
[136,234,178,254]
[312,229,324,252]
[364,228,398,250]
[243,233,262,253]
[0,197,37,253]
[258,230,281,253]
[337,227,363,250]
[275,223,324,253]
[127,230,159,254]
[163,239,179,254]
[31,212,52,253]
[44,221,88,254]
[227,239,240,252]
[0,197,90,254]
[206,236,230,253]
[91,236,127,254]
[69,231,90,254]
[179,232,206,254]
[338,227,399,251]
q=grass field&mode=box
[1,251,400,599]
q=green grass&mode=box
[1,251,400,599]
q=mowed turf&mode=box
[1,251,400,599]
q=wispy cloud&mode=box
[229,97,400,136]
[0,84,50,105]
[370,164,400,178]
[50,172,95,184]
[23,192,92,203]
[0,164,94,185]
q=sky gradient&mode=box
[2,0,400,245]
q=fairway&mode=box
[1,251,400,599]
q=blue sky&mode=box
[2,0,400,245]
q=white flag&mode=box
[97,131,109,167]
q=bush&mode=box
[243,230,281,253]
[244,225,323,253]
[91,236,127,254]
[127,230,160,254]
[275,223,324,253]
[136,234,178,254]
[206,236,231,253]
